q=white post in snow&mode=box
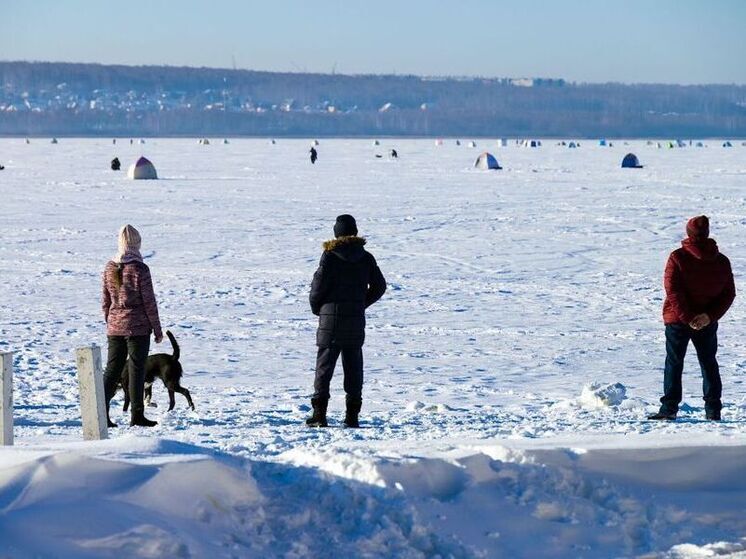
[76,346,108,441]
[0,351,13,446]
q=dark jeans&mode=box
[103,335,150,415]
[660,322,722,415]
[313,345,363,400]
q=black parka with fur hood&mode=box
[309,236,386,347]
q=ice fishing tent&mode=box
[696,142,704,147]
[474,152,502,170]
[498,138,508,147]
[127,156,158,180]
[51,138,58,144]
[524,140,539,148]
[599,139,607,146]
[372,140,380,146]
[468,141,477,148]
[568,142,577,148]
[723,141,733,147]
[621,153,643,169]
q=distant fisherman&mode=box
[648,216,735,421]
[310,146,318,164]
[390,149,398,159]
[111,157,121,171]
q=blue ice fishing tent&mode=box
[568,141,577,148]
[474,152,502,170]
[599,139,607,146]
[621,153,643,169]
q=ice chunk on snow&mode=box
[579,382,627,408]
[405,401,453,413]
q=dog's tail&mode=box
[166,330,180,361]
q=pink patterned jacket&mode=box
[102,260,163,338]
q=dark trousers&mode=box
[103,335,150,415]
[660,322,722,414]
[313,345,363,400]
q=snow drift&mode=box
[3,437,746,558]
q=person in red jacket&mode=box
[102,224,163,427]
[649,216,735,421]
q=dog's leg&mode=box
[165,382,194,411]
[144,383,157,408]
[167,389,176,411]
[122,384,130,412]
[175,386,195,411]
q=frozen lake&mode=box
[1,138,746,557]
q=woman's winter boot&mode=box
[130,410,157,427]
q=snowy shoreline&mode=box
[2,138,746,557]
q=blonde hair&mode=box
[114,225,142,288]
[118,224,142,255]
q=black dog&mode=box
[121,330,195,412]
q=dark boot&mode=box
[647,411,677,421]
[706,410,721,421]
[344,397,362,428]
[306,397,328,427]
[130,409,158,427]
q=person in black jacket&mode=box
[310,147,318,164]
[307,214,386,428]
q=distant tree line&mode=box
[0,61,744,137]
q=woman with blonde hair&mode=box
[101,224,162,427]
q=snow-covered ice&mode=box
[1,138,746,557]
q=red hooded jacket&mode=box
[662,238,735,325]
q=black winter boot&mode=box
[706,410,721,421]
[130,410,158,427]
[647,411,677,421]
[344,397,362,428]
[306,397,328,427]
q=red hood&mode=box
[681,238,719,261]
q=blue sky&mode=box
[2,0,746,84]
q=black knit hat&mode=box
[334,214,358,238]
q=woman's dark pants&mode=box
[659,322,722,415]
[103,335,150,416]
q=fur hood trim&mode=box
[323,236,367,251]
